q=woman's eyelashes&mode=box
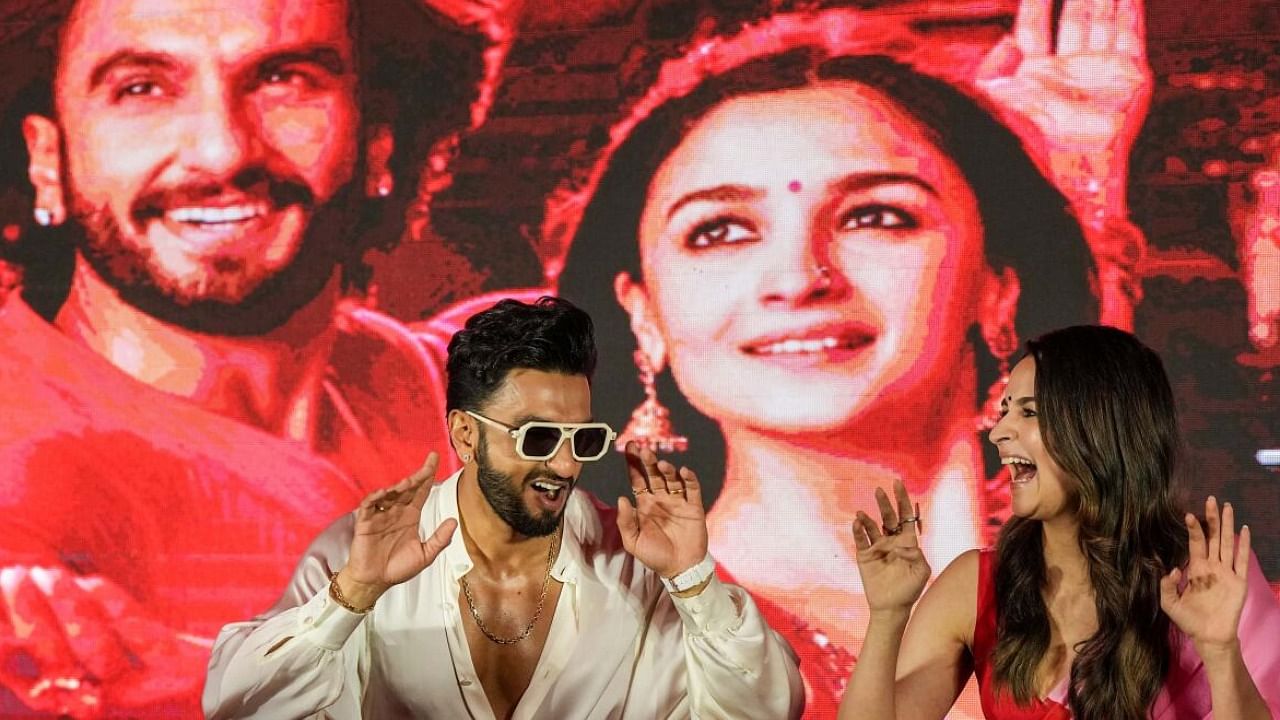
[838,204,918,231]
[684,216,760,249]
[679,202,921,250]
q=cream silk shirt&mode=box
[203,471,804,719]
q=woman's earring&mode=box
[462,453,471,463]
[976,323,1018,432]
[617,349,688,453]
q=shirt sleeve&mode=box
[202,513,371,720]
[667,575,805,719]
[1232,552,1280,716]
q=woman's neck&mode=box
[707,416,988,651]
[1040,514,1089,590]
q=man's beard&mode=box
[475,433,568,538]
[69,166,360,337]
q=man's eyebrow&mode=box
[510,414,595,426]
[88,50,181,91]
[257,47,348,76]
[86,46,350,93]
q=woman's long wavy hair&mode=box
[992,325,1189,719]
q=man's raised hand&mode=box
[335,453,457,609]
[616,442,709,580]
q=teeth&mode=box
[754,337,841,355]
[167,204,262,224]
[1001,457,1035,466]
[532,480,561,492]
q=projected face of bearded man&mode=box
[26,0,367,335]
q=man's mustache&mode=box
[131,167,315,221]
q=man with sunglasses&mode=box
[205,296,803,718]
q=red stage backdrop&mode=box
[0,0,1276,718]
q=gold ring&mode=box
[665,488,684,494]
[632,487,652,495]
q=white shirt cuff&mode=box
[292,585,368,651]
[669,575,743,636]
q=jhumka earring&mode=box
[616,349,688,453]
[976,323,1018,432]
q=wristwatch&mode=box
[661,553,716,593]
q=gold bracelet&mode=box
[328,571,375,614]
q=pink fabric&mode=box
[973,549,1280,719]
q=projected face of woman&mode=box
[621,82,991,435]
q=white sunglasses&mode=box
[467,411,617,462]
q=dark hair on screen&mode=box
[446,296,598,412]
[551,17,1096,505]
[992,325,1188,719]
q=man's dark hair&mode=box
[446,296,598,412]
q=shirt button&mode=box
[460,679,472,687]
[303,616,314,625]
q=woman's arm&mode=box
[838,483,976,720]
[1160,498,1276,720]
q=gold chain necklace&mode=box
[459,524,562,645]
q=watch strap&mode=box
[661,553,716,593]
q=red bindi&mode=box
[787,180,802,192]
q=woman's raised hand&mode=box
[852,479,931,613]
[1160,497,1251,655]
[975,0,1150,214]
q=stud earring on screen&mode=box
[616,349,688,453]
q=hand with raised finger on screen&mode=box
[975,0,1150,216]
[616,442,709,581]
[333,453,458,611]
[851,480,931,614]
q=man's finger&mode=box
[420,519,457,564]
[616,497,640,551]
[655,460,679,496]
[679,467,704,509]
[409,452,439,485]
[411,472,436,510]
[623,442,653,495]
